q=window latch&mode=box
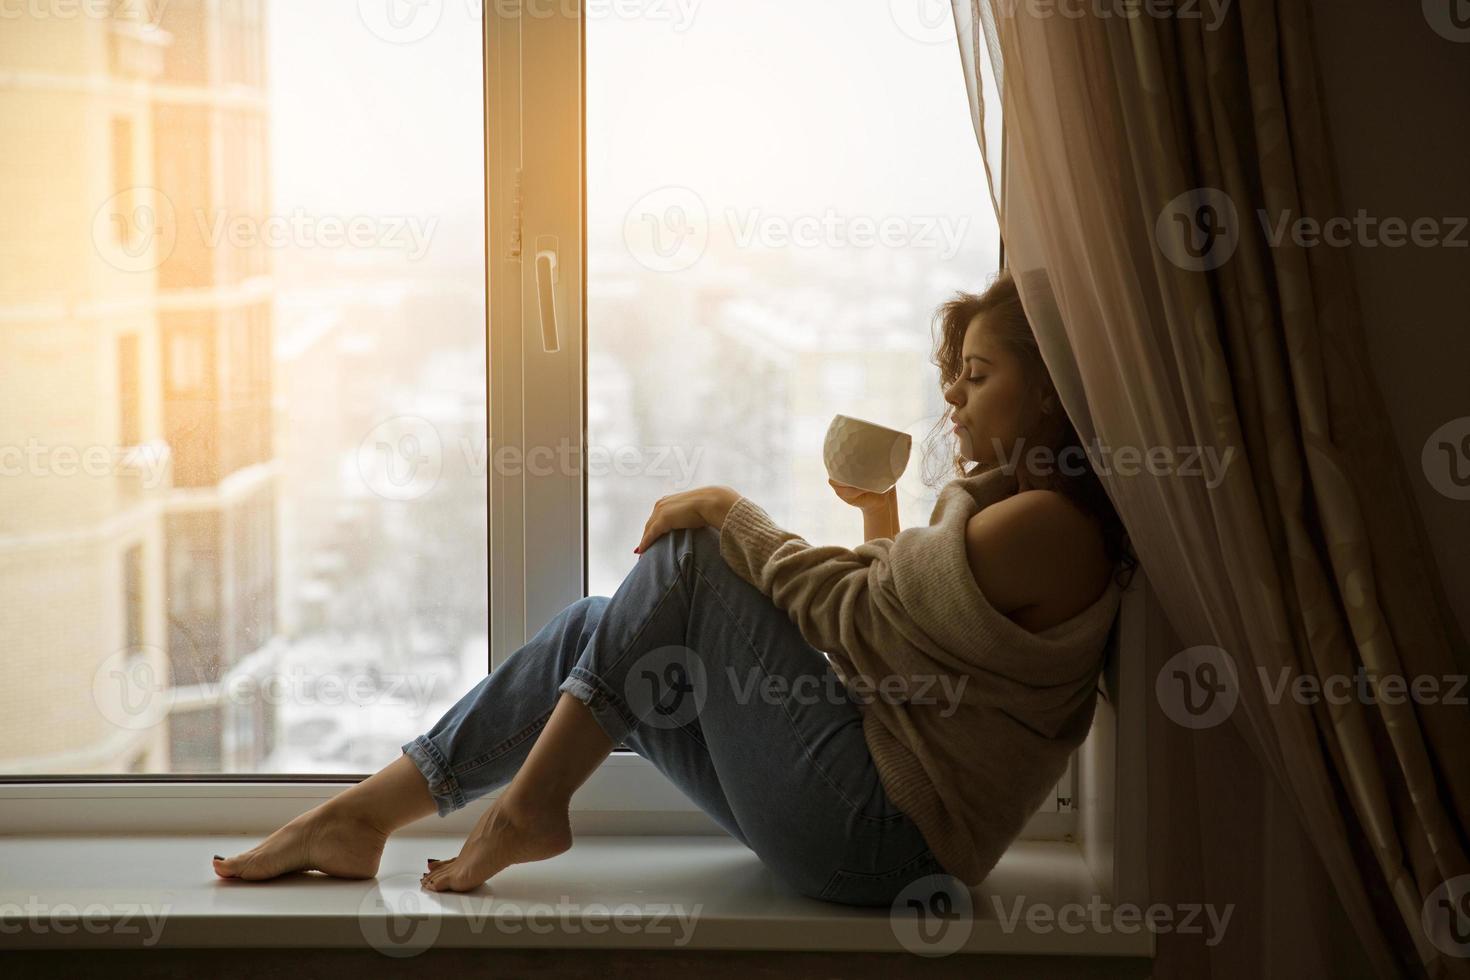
[534,235,560,354]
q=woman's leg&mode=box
[425,524,940,903]
[213,592,664,881]
[212,753,437,880]
[597,525,941,904]
[416,568,750,890]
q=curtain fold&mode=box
[948,2,1470,977]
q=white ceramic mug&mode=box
[823,414,912,494]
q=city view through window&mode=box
[0,1,1000,776]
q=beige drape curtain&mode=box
[948,1,1470,977]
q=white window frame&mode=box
[0,3,1141,876]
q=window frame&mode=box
[0,1,1103,849]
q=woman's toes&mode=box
[421,866,450,891]
[212,853,240,878]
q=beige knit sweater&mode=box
[717,464,1122,885]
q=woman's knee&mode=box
[551,595,608,675]
[662,524,730,583]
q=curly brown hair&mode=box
[917,268,1137,587]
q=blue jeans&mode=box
[401,523,945,907]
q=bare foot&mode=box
[420,796,571,893]
[212,802,388,881]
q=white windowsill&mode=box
[0,760,1077,840]
[0,834,1153,957]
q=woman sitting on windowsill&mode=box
[212,268,1136,907]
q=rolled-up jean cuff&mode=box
[559,666,638,746]
[401,734,466,818]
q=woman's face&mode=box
[942,314,1043,466]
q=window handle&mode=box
[534,237,560,354]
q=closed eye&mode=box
[968,375,986,383]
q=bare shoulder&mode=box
[962,489,1113,629]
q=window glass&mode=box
[586,1,1000,597]
[0,2,486,775]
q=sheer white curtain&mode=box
[948,2,1470,978]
